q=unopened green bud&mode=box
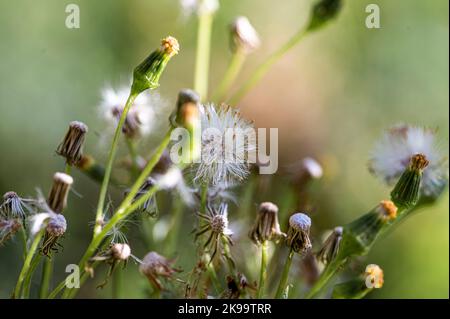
[391,154,428,209]
[307,0,342,32]
[132,36,180,95]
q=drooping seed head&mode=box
[286,212,312,254]
[249,202,285,244]
[139,251,180,290]
[47,172,73,213]
[1,191,31,219]
[56,121,88,165]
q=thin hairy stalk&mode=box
[275,249,294,299]
[94,92,138,236]
[13,229,45,298]
[211,48,246,102]
[194,9,214,100]
[257,241,268,298]
[47,278,66,299]
[39,257,53,298]
[229,29,307,105]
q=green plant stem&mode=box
[275,249,294,299]
[257,241,268,298]
[211,48,247,102]
[60,140,180,299]
[65,163,71,175]
[222,236,236,276]
[165,197,184,256]
[94,92,138,236]
[19,226,28,260]
[125,137,140,180]
[39,257,53,298]
[229,29,307,105]
[194,10,214,100]
[13,229,44,298]
[21,254,42,298]
[112,268,122,299]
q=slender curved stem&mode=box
[211,49,246,103]
[13,229,44,298]
[21,254,42,298]
[125,137,140,180]
[229,29,307,105]
[65,163,71,175]
[94,92,138,236]
[194,10,214,100]
[257,241,268,298]
[275,249,294,298]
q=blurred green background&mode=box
[0,0,448,298]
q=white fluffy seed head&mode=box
[53,172,73,186]
[194,104,256,186]
[289,213,311,232]
[369,124,448,198]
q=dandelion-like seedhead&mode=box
[249,202,285,244]
[230,16,261,54]
[370,125,448,200]
[0,217,21,246]
[193,104,256,187]
[139,251,181,290]
[286,212,312,255]
[56,121,88,165]
[0,191,34,220]
[195,203,233,261]
[99,86,163,138]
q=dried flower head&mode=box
[56,121,88,165]
[0,217,21,246]
[195,203,233,261]
[365,264,384,289]
[99,86,162,138]
[47,172,73,213]
[41,213,67,257]
[249,202,285,244]
[194,104,256,186]
[286,212,312,254]
[139,251,181,290]
[132,36,180,94]
[230,16,261,54]
[0,191,34,219]
[370,125,448,200]
[317,226,343,264]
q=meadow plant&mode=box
[3,0,448,299]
